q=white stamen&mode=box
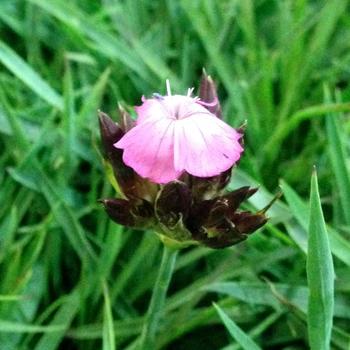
[166,79,172,96]
[187,87,194,96]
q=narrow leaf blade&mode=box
[214,303,262,350]
[307,170,334,350]
[103,283,116,350]
[325,91,350,226]
[0,40,63,110]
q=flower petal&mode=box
[135,96,168,124]
[115,117,182,183]
[174,114,243,177]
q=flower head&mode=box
[114,80,243,184]
[99,73,275,249]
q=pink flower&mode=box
[114,81,243,184]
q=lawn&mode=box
[0,0,350,349]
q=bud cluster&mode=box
[99,73,272,248]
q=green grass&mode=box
[1,0,350,349]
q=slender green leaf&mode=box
[179,0,236,98]
[281,179,350,266]
[204,282,349,318]
[34,289,80,350]
[307,170,334,350]
[214,303,262,350]
[34,164,96,264]
[67,318,143,340]
[0,40,63,109]
[103,283,116,350]
[78,67,111,122]
[0,321,65,333]
[0,295,23,302]
[27,0,155,84]
[264,102,350,159]
[325,89,350,226]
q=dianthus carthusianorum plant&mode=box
[99,73,276,349]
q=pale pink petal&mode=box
[174,114,243,177]
[116,90,243,183]
[115,117,182,183]
[135,97,168,125]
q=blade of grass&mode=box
[0,206,18,260]
[221,311,283,350]
[204,282,349,318]
[324,87,350,226]
[28,0,156,85]
[62,61,77,177]
[0,321,65,333]
[0,83,30,151]
[179,0,236,99]
[34,289,80,350]
[137,245,178,350]
[66,318,143,340]
[110,233,158,301]
[213,303,262,350]
[34,164,96,264]
[103,282,115,350]
[264,102,350,161]
[90,224,125,304]
[278,0,347,123]
[0,295,23,302]
[280,179,350,266]
[0,40,63,110]
[78,67,111,123]
[307,170,334,350]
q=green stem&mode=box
[138,244,178,350]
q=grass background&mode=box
[1,0,350,349]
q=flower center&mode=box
[161,95,211,120]
[152,81,214,121]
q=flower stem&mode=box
[138,244,178,350]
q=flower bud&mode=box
[185,186,266,248]
[231,211,267,234]
[99,198,154,228]
[99,198,136,227]
[193,219,247,249]
[199,70,222,118]
[98,111,157,201]
[117,103,134,132]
